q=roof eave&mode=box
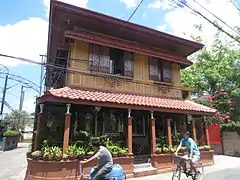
[51,0,204,55]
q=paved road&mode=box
[0,145,240,180]
[0,143,28,180]
[132,155,240,180]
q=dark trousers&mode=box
[91,164,113,180]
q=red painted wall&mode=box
[208,124,222,144]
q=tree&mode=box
[5,110,31,131]
[181,38,240,95]
[181,25,240,122]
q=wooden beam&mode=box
[205,122,210,146]
[150,118,156,154]
[167,119,172,146]
[192,119,197,142]
[63,113,71,154]
[63,104,71,154]
[128,117,133,154]
[34,104,44,151]
[64,30,192,66]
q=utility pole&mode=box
[0,65,9,116]
[19,85,25,111]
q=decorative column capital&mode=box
[128,109,132,118]
[66,104,71,115]
[150,110,154,119]
[39,104,44,114]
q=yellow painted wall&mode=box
[133,53,149,80]
[68,41,89,85]
[172,63,180,85]
[67,41,182,98]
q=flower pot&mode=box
[26,152,32,158]
[76,155,84,160]
[68,155,76,160]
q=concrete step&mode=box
[133,166,158,177]
[134,163,152,169]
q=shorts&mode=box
[183,154,200,163]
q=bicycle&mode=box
[172,155,204,180]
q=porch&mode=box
[27,87,215,179]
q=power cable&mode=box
[230,0,240,11]
[170,0,240,44]
[127,0,144,21]
[0,53,189,92]
[192,0,240,36]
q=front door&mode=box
[132,111,150,164]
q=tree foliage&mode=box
[5,110,33,131]
[181,25,240,122]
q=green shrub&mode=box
[221,121,240,134]
[3,130,20,137]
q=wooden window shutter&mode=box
[124,51,133,77]
[99,46,110,73]
[162,61,172,82]
[89,44,100,72]
[149,57,159,81]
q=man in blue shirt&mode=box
[174,131,201,175]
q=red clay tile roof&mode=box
[44,87,216,115]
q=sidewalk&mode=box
[1,147,240,180]
[0,143,29,180]
[130,155,240,180]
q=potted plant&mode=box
[162,147,169,154]
[168,146,176,154]
[155,148,162,154]
[31,151,42,160]
[26,151,32,159]
[62,154,68,161]
[76,147,85,160]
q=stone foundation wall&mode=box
[222,131,240,156]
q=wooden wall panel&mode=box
[67,42,183,99]
[172,63,180,85]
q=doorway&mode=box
[132,111,150,164]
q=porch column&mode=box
[150,111,156,154]
[204,116,210,146]
[94,106,101,136]
[192,119,197,142]
[34,104,44,151]
[127,109,133,154]
[167,119,172,146]
[183,118,187,131]
[63,104,71,154]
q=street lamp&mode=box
[0,64,9,116]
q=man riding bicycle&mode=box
[174,130,200,176]
[80,139,113,180]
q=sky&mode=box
[0,0,239,114]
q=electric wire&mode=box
[0,53,189,92]
[231,0,240,11]
[192,0,240,36]
[127,0,144,21]
[169,0,240,44]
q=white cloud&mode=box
[43,0,88,17]
[0,0,89,67]
[120,0,138,8]
[0,18,48,66]
[148,0,174,10]
[156,24,167,31]
[154,0,240,47]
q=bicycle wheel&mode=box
[191,163,204,180]
[172,166,181,180]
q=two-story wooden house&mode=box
[32,0,216,178]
